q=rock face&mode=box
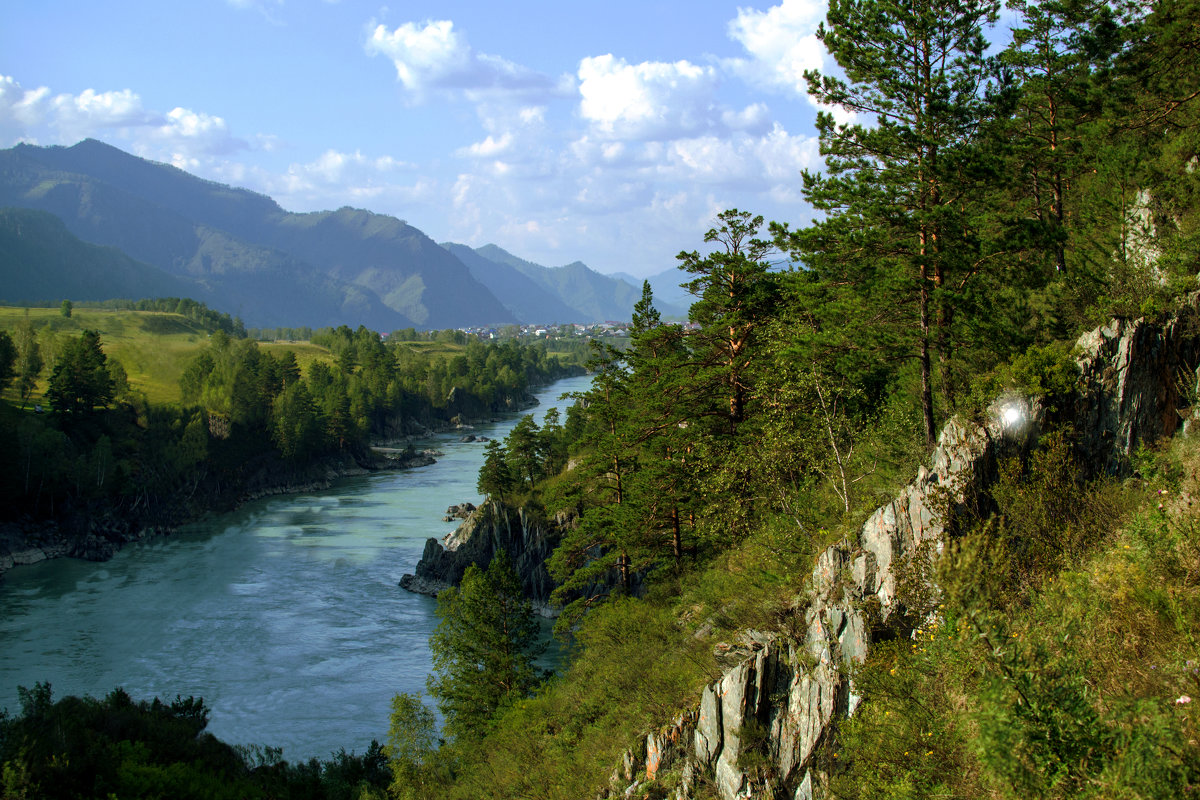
[1074,305,1200,475]
[399,498,573,616]
[606,298,1200,800]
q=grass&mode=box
[0,307,334,407]
[259,341,336,376]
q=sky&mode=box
[0,0,848,278]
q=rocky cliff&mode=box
[399,498,573,617]
[604,297,1200,800]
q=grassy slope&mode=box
[0,307,334,406]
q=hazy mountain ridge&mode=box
[472,244,688,322]
[0,140,515,329]
[441,242,590,324]
[0,207,193,303]
[611,267,694,312]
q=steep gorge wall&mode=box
[607,296,1200,800]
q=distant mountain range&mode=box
[443,243,689,323]
[610,268,694,313]
[0,139,683,329]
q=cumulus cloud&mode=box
[457,133,513,158]
[143,107,249,158]
[0,75,51,141]
[365,19,569,100]
[0,74,166,145]
[221,148,429,212]
[577,54,721,141]
[724,0,856,124]
[725,0,828,95]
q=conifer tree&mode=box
[427,552,543,742]
[478,439,516,503]
[793,0,1001,445]
[505,414,543,491]
[45,330,114,415]
[677,210,777,435]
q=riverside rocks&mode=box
[605,298,1200,800]
[400,498,574,617]
[441,502,476,522]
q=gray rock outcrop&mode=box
[399,498,574,616]
[605,297,1200,800]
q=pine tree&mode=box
[427,552,544,742]
[505,414,543,491]
[677,210,778,435]
[477,440,516,503]
[45,330,114,415]
[794,0,1001,445]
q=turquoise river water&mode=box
[0,374,592,762]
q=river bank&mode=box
[0,388,553,582]
[0,374,592,760]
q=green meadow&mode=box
[0,307,335,407]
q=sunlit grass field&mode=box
[0,307,334,407]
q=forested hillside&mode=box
[381,0,1200,798]
[1,0,1198,798]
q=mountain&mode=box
[440,242,583,324]
[470,244,688,322]
[0,207,193,303]
[0,140,517,330]
[611,267,694,314]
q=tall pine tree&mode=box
[793,0,1001,445]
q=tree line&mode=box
[0,316,583,530]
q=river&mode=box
[0,373,592,762]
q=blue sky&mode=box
[2,0,848,277]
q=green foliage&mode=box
[385,693,447,800]
[427,553,545,743]
[433,595,712,800]
[59,300,71,318]
[0,331,15,395]
[12,314,43,407]
[44,329,114,415]
[477,439,516,502]
[0,683,390,800]
[835,434,1200,800]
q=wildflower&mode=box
[1176,695,1192,705]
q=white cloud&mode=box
[725,1,856,124]
[145,107,248,157]
[726,0,828,94]
[224,148,427,211]
[721,102,771,133]
[365,19,568,101]
[458,133,513,158]
[0,75,51,141]
[577,54,720,141]
[518,106,545,125]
